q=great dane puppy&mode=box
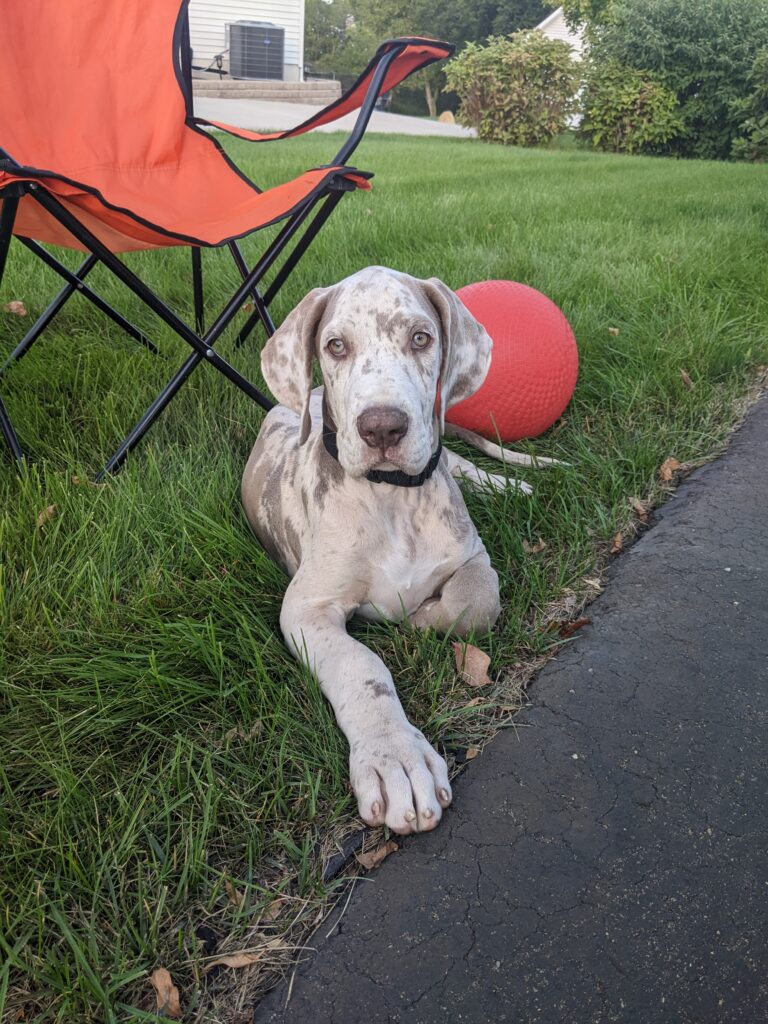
[242,266,517,835]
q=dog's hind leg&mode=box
[409,551,501,637]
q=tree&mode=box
[731,47,768,161]
[357,0,496,115]
[304,0,375,76]
[560,0,615,35]
[304,0,557,116]
[491,0,559,34]
[589,0,768,159]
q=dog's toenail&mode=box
[423,808,433,819]
[371,801,381,816]
[405,810,416,821]
[439,788,450,802]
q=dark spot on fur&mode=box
[321,390,339,432]
[314,476,328,508]
[284,517,302,564]
[317,434,345,488]
[448,367,480,404]
[364,678,393,698]
[375,309,412,339]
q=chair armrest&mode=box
[190,37,453,161]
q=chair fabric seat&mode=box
[0,162,371,252]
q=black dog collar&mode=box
[322,425,442,488]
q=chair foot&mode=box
[0,393,25,467]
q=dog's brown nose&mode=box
[356,406,409,450]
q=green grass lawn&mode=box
[1,132,767,1022]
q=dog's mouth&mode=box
[359,442,435,477]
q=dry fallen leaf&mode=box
[355,840,398,871]
[680,369,692,390]
[262,897,284,922]
[149,967,181,1019]
[241,301,255,313]
[610,532,624,554]
[465,746,480,760]
[462,696,486,709]
[224,722,262,743]
[224,878,244,909]
[71,475,99,488]
[37,504,57,529]
[559,617,592,639]
[4,300,27,317]
[607,326,620,336]
[204,938,286,972]
[629,497,649,522]
[658,457,682,482]
[522,536,547,554]
[452,641,492,687]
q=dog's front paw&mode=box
[350,724,452,834]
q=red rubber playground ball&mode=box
[447,280,579,442]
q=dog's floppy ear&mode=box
[420,278,493,432]
[261,287,331,444]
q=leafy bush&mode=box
[731,48,768,161]
[580,60,683,154]
[591,0,768,160]
[445,31,579,147]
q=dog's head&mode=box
[260,267,492,478]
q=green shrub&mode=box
[445,30,579,147]
[731,48,768,161]
[591,0,768,160]
[579,59,683,154]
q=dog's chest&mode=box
[355,489,480,621]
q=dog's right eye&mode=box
[326,338,347,358]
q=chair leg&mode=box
[263,190,345,307]
[0,195,19,283]
[228,241,275,348]
[192,247,204,334]
[0,393,24,464]
[0,195,25,465]
[231,190,345,350]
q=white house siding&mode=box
[535,7,584,126]
[535,7,584,58]
[188,0,305,80]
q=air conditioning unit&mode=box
[229,21,284,81]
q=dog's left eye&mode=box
[326,338,347,357]
[411,331,432,350]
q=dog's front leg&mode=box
[280,574,452,834]
[409,552,501,638]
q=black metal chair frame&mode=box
[0,38,408,480]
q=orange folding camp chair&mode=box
[0,1,452,477]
